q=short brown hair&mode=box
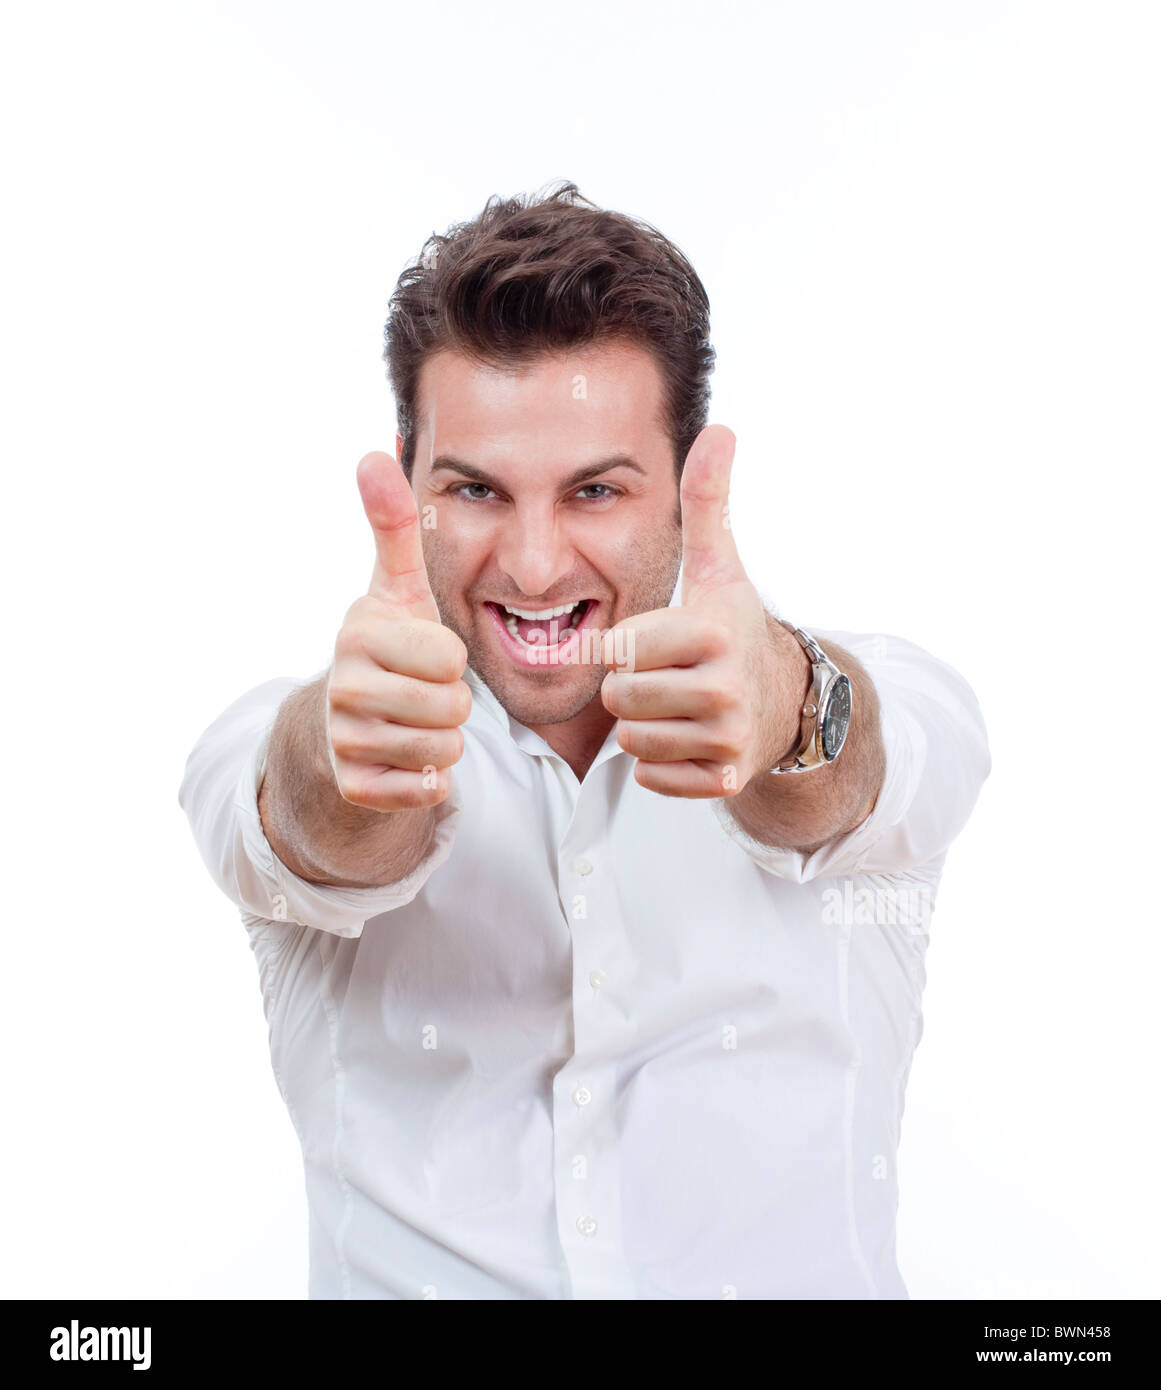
[383,180,716,479]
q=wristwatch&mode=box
[770,625,853,774]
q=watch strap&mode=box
[770,625,843,775]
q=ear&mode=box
[396,432,405,465]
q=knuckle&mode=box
[332,623,357,660]
[449,680,473,725]
[400,730,441,767]
[339,595,369,632]
[336,774,375,808]
[634,761,664,793]
[712,715,748,756]
[334,623,369,665]
[337,596,382,647]
[704,619,733,655]
[346,622,377,662]
[431,629,468,681]
[346,593,379,622]
[696,680,729,714]
[330,732,370,764]
[393,773,448,809]
[600,673,621,713]
[327,679,364,714]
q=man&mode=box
[179,182,990,1300]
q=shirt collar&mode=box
[463,664,624,771]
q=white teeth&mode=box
[500,601,588,648]
[504,615,544,648]
[502,602,578,620]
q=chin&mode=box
[479,661,605,727]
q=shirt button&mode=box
[571,858,593,876]
[576,1215,598,1238]
[572,1086,592,1107]
[588,970,607,990]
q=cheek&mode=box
[591,512,674,568]
[421,527,474,604]
[424,505,502,575]
[603,521,682,589]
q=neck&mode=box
[524,692,617,783]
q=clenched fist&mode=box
[326,451,472,812]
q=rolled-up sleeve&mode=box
[178,676,461,938]
[711,629,991,882]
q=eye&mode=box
[573,483,620,502]
[452,482,497,502]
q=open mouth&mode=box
[483,599,596,657]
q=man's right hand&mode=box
[325,451,472,812]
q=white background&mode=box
[1,0,1156,1299]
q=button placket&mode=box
[551,778,636,1298]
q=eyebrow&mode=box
[429,454,646,491]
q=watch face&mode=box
[821,675,852,760]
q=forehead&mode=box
[412,339,669,465]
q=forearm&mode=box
[723,617,886,854]
[257,676,441,888]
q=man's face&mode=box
[403,339,684,728]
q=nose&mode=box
[495,501,576,599]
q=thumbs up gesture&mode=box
[325,451,472,812]
[600,426,802,798]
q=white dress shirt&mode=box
[178,622,990,1300]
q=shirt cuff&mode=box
[233,715,462,939]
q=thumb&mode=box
[680,425,746,606]
[356,451,442,622]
